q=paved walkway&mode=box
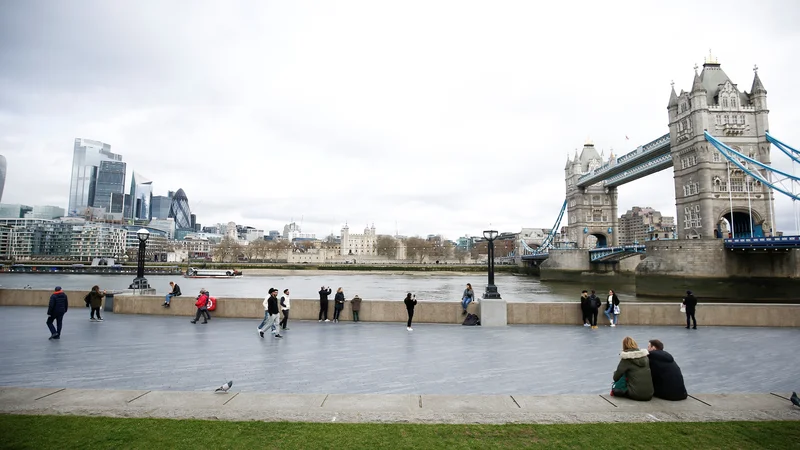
[1,307,798,396]
[1,387,798,424]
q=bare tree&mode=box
[454,247,469,263]
[377,235,397,259]
[405,237,432,263]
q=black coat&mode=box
[588,294,601,310]
[171,284,182,296]
[404,297,417,310]
[319,289,331,301]
[648,350,688,401]
[334,292,345,310]
[683,294,698,313]
[48,291,68,316]
[580,295,590,312]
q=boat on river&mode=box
[184,268,243,279]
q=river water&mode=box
[0,272,652,303]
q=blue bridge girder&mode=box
[576,133,671,188]
[588,245,647,262]
[724,235,800,250]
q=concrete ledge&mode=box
[1,387,798,424]
[2,289,799,327]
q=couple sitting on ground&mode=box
[611,336,688,401]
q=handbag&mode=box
[613,305,621,315]
[680,303,686,313]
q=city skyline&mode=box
[1,1,799,239]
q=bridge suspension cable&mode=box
[765,132,800,234]
[521,199,567,255]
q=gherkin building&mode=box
[168,188,192,229]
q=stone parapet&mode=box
[2,289,798,327]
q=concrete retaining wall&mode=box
[3,289,799,327]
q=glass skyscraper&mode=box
[168,188,192,229]
[93,160,127,212]
[150,193,174,220]
[128,172,153,220]
[68,139,122,216]
[0,155,6,203]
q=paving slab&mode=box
[600,395,710,411]
[225,393,326,410]
[691,393,791,410]
[127,390,231,408]
[0,387,64,407]
[513,394,616,412]
[39,388,150,407]
[321,394,420,412]
[421,395,518,413]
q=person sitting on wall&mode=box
[163,281,181,307]
[647,339,688,401]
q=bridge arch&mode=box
[718,208,764,239]
[586,232,609,248]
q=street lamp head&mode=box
[483,230,498,241]
[137,228,150,242]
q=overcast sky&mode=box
[1,0,799,239]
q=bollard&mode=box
[104,293,114,312]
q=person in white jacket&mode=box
[279,289,291,330]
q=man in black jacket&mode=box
[47,286,69,340]
[588,290,601,329]
[164,281,181,307]
[318,286,331,322]
[647,339,688,400]
[683,290,698,329]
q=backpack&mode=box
[206,297,217,311]
[84,292,92,307]
[462,313,480,326]
[591,295,602,309]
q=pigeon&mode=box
[215,380,233,393]
[791,392,800,408]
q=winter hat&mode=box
[686,290,693,295]
[54,286,62,291]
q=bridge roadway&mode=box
[1,306,797,397]
[577,133,671,188]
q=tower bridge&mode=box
[523,54,800,299]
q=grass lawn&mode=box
[0,415,798,449]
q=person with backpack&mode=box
[318,286,332,322]
[604,289,620,327]
[405,292,417,331]
[46,286,68,340]
[163,281,181,307]
[279,289,291,330]
[682,290,698,329]
[190,289,209,324]
[580,290,591,327]
[202,289,212,321]
[86,285,105,321]
[588,290,601,329]
[333,287,345,323]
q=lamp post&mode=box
[129,228,152,292]
[483,229,501,299]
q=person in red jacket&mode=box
[190,289,209,324]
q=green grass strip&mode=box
[1,415,799,449]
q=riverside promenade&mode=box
[1,306,798,424]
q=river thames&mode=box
[0,271,656,303]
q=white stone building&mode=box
[340,223,377,256]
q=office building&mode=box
[92,160,126,212]
[619,207,675,245]
[129,172,153,221]
[151,192,173,220]
[0,155,6,203]
[24,205,65,220]
[168,188,192,230]
[0,204,33,218]
[68,138,122,216]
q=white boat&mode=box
[184,268,243,278]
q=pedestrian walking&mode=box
[87,285,105,321]
[580,290,591,327]
[202,289,212,321]
[46,286,68,340]
[190,289,209,324]
[351,294,362,322]
[333,287,345,323]
[318,286,332,322]
[257,288,283,338]
[604,289,620,327]
[588,289,601,329]
[163,281,181,307]
[405,292,417,331]
[461,283,475,315]
[279,289,290,330]
[682,290,698,329]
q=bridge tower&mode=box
[564,141,619,248]
[668,54,775,239]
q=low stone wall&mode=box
[2,289,798,327]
